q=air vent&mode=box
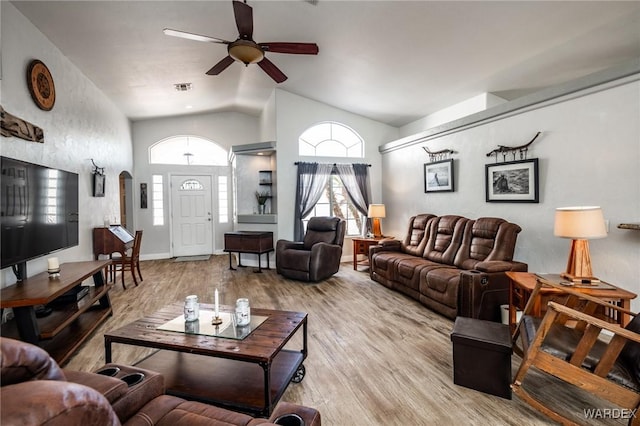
[174,83,193,91]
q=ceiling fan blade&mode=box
[233,0,253,39]
[259,42,319,55]
[206,56,235,75]
[258,57,287,83]
[163,28,230,44]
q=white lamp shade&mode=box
[554,206,607,239]
[367,204,386,218]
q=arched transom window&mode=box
[149,135,228,166]
[298,122,364,157]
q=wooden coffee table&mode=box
[104,303,307,416]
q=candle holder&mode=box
[47,268,61,279]
[211,315,223,325]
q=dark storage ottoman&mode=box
[450,316,512,399]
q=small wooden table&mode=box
[352,237,386,271]
[506,271,637,332]
[223,231,274,272]
[104,303,307,417]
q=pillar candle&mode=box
[47,257,59,270]
[214,289,219,318]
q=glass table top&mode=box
[157,310,268,340]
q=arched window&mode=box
[298,122,363,157]
[149,135,228,166]
[297,122,367,236]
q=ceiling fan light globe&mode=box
[229,42,264,64]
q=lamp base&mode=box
[560,272,601,284]
[563,239,601,284]
[371,218,382,239]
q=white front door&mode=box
[170,175,213,257]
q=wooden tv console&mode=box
[1,260,113,365]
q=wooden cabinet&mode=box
[0,260,113,365]
[224,231,274,272]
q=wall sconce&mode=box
[554,206,607,283]
[368,204,386,238]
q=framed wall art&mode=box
[485,158,539,203]
[92,173,105,197]
[424,159,454,193]
[140,183,148,208]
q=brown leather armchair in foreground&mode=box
[276,217,346,282]
[0,337,321,426]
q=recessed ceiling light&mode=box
[174,83,193,91]
[185,105,193,109]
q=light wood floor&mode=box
[66,256,624,425]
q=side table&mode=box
[506,271,636,333]
[352,237,386,271]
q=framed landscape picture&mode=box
[424,159,454,193]
[485,158,539,203]
[93,173,105,197]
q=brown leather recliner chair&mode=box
[0,337,321,426]
[276,217,346,282]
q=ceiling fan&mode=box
[164,0,319,83]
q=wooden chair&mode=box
[512,278,640,425]
[112,230,143,289]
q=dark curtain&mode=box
[335,163,372,235]
[294,162,333,241]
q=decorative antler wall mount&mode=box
[423,146,456,163]
[486,131,541,162]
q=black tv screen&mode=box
[1,156,79,271]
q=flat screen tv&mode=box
[1,156,79,279]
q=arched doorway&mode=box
[119,171,133,231]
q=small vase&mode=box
[258,204,266,214]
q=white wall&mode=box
[381,78,640,310]
[400,93,508,137]
[131,111,260,257]
[272,90,399,257]
[1,3,133,286]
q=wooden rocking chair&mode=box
[512,278,640,426]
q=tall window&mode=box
[298,122,366,236]
[303,174,363,235]
[152,175,164,226]
[218,176,229,223]
[299,122,363,157]
[149,135,228,166]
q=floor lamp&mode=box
[554,206,607,283]
[368,204,386,238]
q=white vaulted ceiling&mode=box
[11,1,640,127]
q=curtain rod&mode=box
[294,162,371,166]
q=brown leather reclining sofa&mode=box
[0,337,321,426]
[370,214,527,321]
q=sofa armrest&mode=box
[474,260,528,273]
[0,380,119,426]
[266,401,321,426]
[64,369,129,404]
[276,240,304,252]
[458,270,514,322]
[369,239,401,257]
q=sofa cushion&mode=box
[423,216,467,265]
[303,217,340,249]
[1,380,120,426]
[620,315,640,386]
[401,214,435,256]
[124,395,258,426]
[0,336,66,385]
[455,218,522,270]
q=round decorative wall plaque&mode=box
[27,60,56,111]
